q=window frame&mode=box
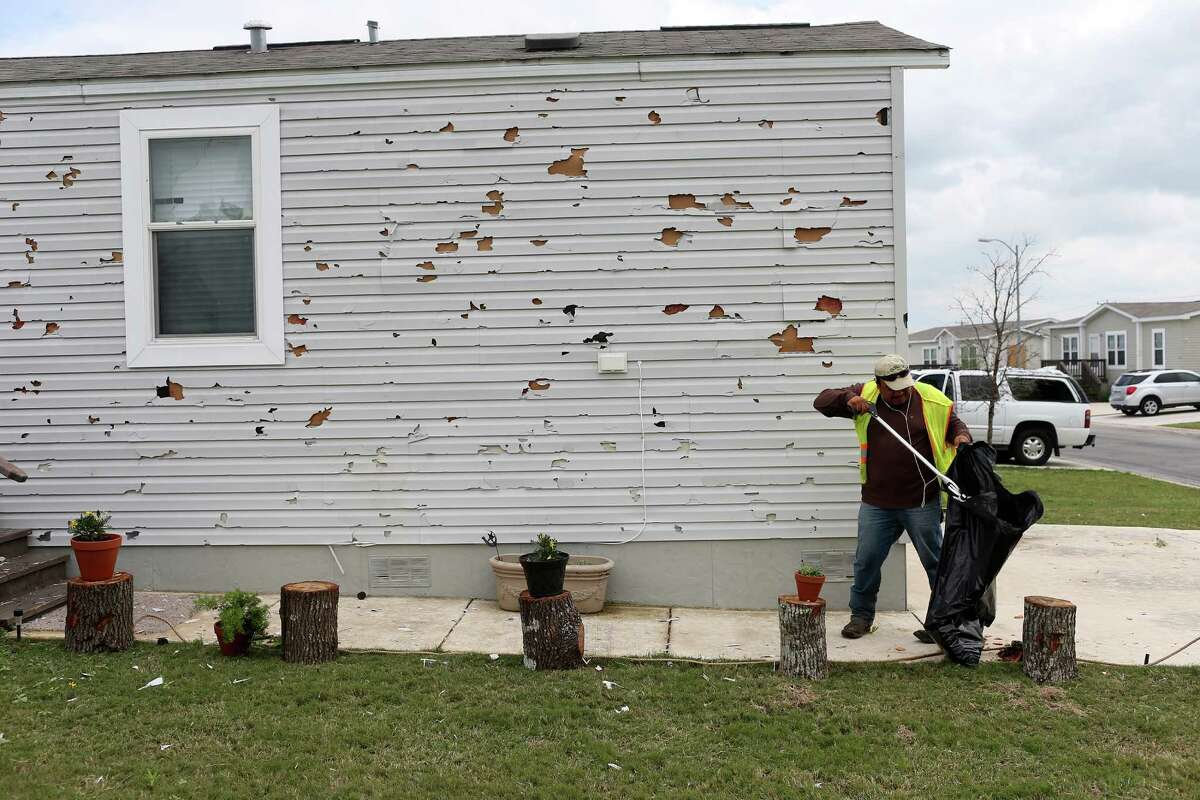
[921,345,938,365]
[1151,328,1166,369]
[119,105,283,368]
[1105,330,1127,368]
[1061,334,1078,361]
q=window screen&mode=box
[149,136,255,336]
[1008,377,1076,403]
[959,375,994,401]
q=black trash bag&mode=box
[924,442,1044,666]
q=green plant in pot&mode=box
[518,533,569,598]
[793,562,826,601]
[67,510,123,582]
[195,590,269,657]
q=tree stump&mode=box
[280,581,339,664]
[65,572,134,653]
[519,590,584,671]
[778,595,828,680]
[1022,596,1077,683]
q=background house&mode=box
[1044,301,1200,382]
[908,319,1055,370]
[0,22,948,610]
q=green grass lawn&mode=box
[2,641,1199,799]
[996,466,1200,529]
[1164,421,1200,431]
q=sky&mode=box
[2,0,1198,329]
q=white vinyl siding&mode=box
[1,59,901,547]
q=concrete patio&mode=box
[23,523,1199,666]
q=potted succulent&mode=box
[195,590,269,657]
[793,562,826,601]
[518,533,569,598]
[67,510,123,581]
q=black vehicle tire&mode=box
[1139,396,1161,416]
[1011,427,1053,467]
[1120,408,1137,416]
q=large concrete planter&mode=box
[489,554,613,613]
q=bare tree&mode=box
[956,236,1053,443]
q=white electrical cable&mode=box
[605,359,649,545]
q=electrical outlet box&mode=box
[597,352,628,373]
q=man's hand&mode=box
[952,433,972,447]
[847,396,871,416]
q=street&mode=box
[1060,406,1200,487]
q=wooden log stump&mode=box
[778,595,828,680]
[1022,596,1077,683]
[65,572,133,653]
[519,590,584,671]
[280,581,339,664]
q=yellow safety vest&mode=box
[853,381,957,484]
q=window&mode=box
[1152,329,1166,368]
[921,346,938,365]
[120,106,283,367]
[917,373,945,392]
[1153,372,1182,384]
[959,374,994,401]
[960,343,981,369]
[1008,377,1077,403]
[1105,331,1126,367]
[1115,373,1148,386]
[1061,335,1079,361]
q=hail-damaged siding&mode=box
[0,58,904,550]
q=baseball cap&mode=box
[874,354,916,390]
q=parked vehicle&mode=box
[913,367,1094,467]
[1109,370,1200,416]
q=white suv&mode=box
[913,367,1095,466]
[1109,370,1200,416]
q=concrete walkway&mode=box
[24,524,1199,666]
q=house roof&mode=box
[1106,300,1200,319]
[909,318,1055,343]
[0,22,947,85]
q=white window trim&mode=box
[1105,330,1127,367]
[119,105,283,368]
[1151,327,1166,368]
[922,345,938,364]
[1061,334,1078,360]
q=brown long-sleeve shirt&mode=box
[814,383,969,509]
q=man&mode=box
[814,354,971,640]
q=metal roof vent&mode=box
[524,32,581,52]
[367,20,379,44]
[243,20,272,53]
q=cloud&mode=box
[3,0,1196,327]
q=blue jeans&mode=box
[849,501,943,622]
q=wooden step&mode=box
[0,528,32,559]
[0,581,67,629]
[0,551,69,603]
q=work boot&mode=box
[841,617,872,639]
[913,629,935,644]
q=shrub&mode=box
[529,533,561,561]
[67,511,112,542]
[195,590,269,644]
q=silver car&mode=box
[1110,369,1200,416]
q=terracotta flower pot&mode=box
[69,533,123,582]
[794,572,826,602]
[214,621,253,657]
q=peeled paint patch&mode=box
[663,304,689,315]
[768,325,815,353]
[721,192,752,209]
[100,251,122,263]
[6,280,29,288]
[417,275,437,283]
[522,378,551,396]
[532,298,542,305]
[416,261,435,270]
[814,295,843,316]
[316,262,332,271]
[155,378,184,401]
[840,196,867,207]
[61,167,81,188]
[657,228,685,246]
[435,242,459,253]
[876,107,889,125]
[287,342,308,357]
[503,126,519,143]
[43,322,59,335]
[482,190,504,215]
[459,230,477,239]
[439,121,455,132]
[477,237,493,252]
[794,227,832,243]
[11,309,24,329]
[708,305,729,319]
[306,407,333,427]
[548,148,588,178]
[668,193,705,210]
[822,360,834,368]
[647,110,661,124]
[758,120,774,129]
[287,314,308,325]
[717,216,733,227]
[24,237,37,252]
[530,239,548,247]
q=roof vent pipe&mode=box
[367,20,379,43]
[524,32,581,51]
[243,20,272,53]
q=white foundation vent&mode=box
[368,556,432,589]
